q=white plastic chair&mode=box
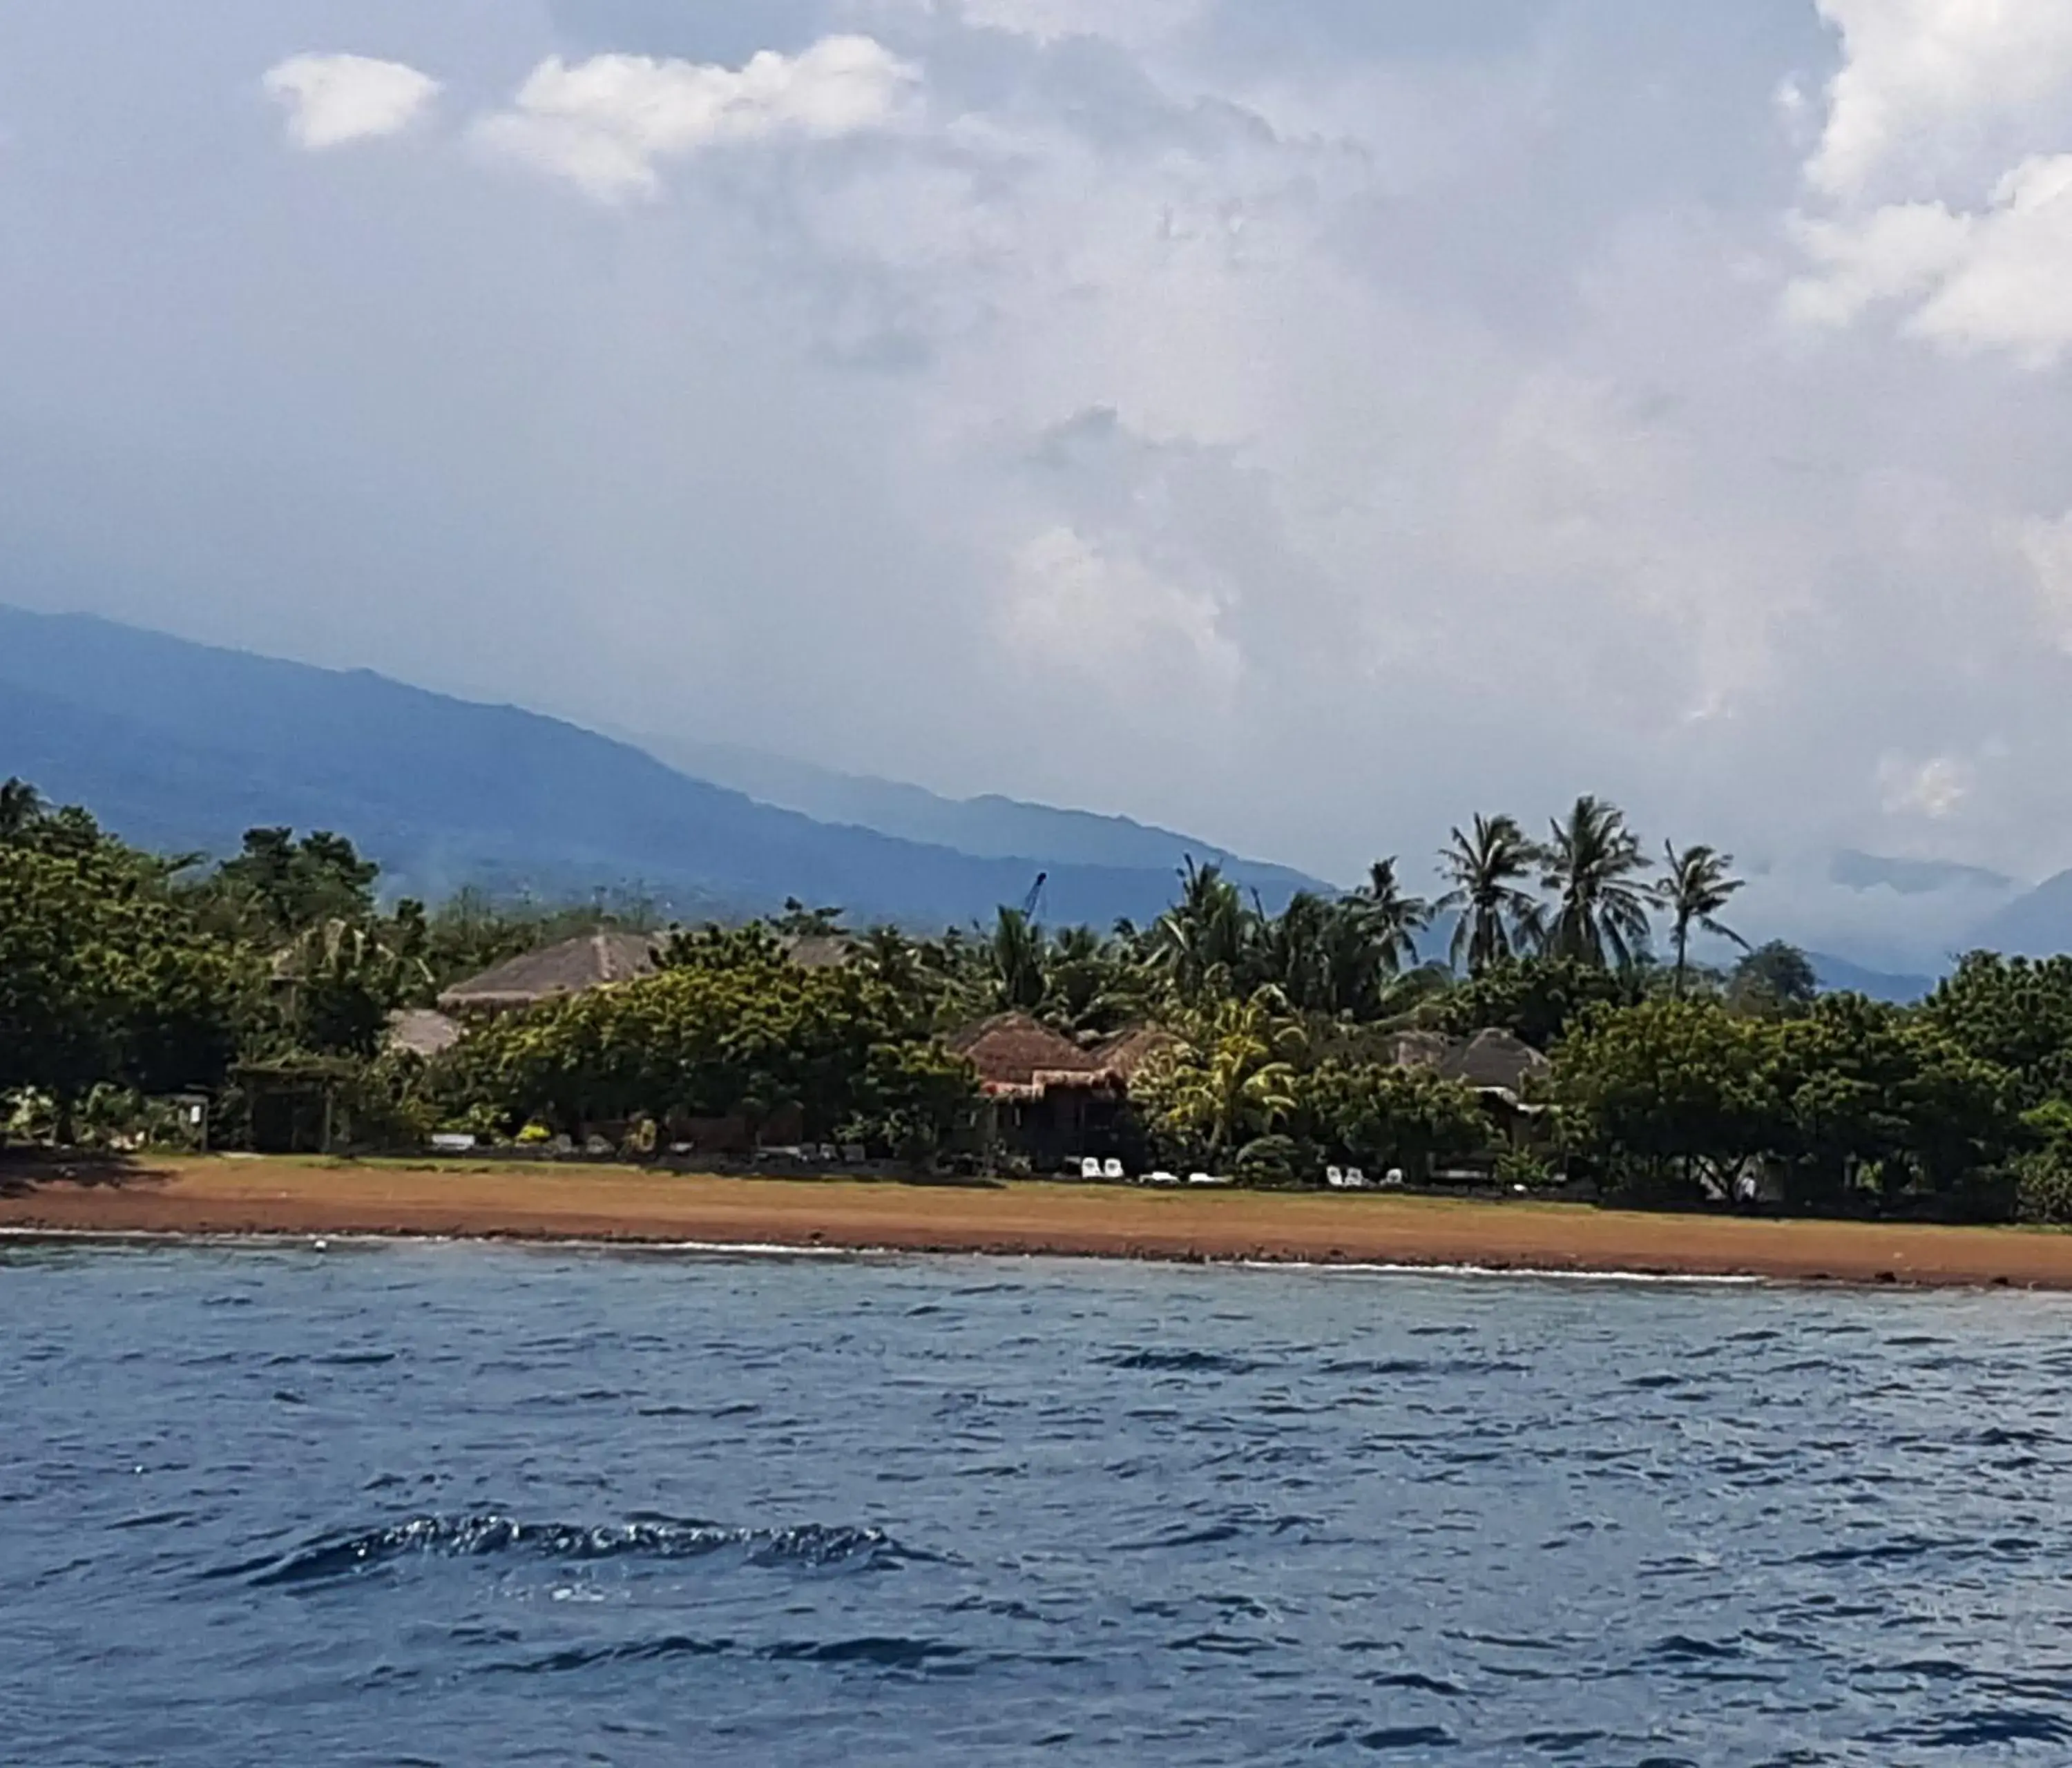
[1102,1158,1125,1181]
[1325,1165,1346,1189]
[1187,1171,1216,1187]
[1345,1166,1368,1189]
[1383,1167,1406,1190]
[1080,1157,1103,1181]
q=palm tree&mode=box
[1162,990,1305,1157]
[1542,796,1653,968]
[1356,858,1433,977]
[1656,843,1749,996]
[1436,814,1546,974]
[1153,857,1254,1001]
[854,923,923,995]
[0,777,45,840]
[988,905,1048,1012]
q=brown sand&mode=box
[4,1156,2072,1288]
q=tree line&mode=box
[7,775,2072,1224]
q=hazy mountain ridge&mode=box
[636,731,1327,898]
[8,604,2070,974]
[0,606,1323,928]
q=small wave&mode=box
[1113,1521,1246,1553]
[1322,1357,1528,1379]
[1792,1534,1953,1568]
[1365,1671,1468,1697]
[233,1515,910,1586]
[1355,1724,1457,1750]
[764,1636,965,1670]
[1101,1348,1263,1374]
[1869,1710,2072,1747]
[1647,1633,1743,1662]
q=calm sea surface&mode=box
[6,1243,2072,1765]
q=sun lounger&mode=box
[1148,1170,1179,1186]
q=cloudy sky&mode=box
[5,1,2072,954]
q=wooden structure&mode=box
[948,1013,1127,1169]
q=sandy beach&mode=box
[4,1155,2072,1288]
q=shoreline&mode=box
[6,1157,2072,1290]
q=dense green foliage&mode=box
[10,774,2072,1224]
[1551,993,2022,1216]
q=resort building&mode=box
[948,1012,1129,1170]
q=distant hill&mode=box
[0,606,1322,930]
[1829,849,2017,898]
[1968,869,2072,960]
[1806,951,1938,1005]
[635,731,1330,901]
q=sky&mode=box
[5,1,2072,963]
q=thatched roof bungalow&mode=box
[948,1013,1117,1099]
[1439,1028,1548,1101]
[438,931,659,1015]
[1091,1025,1180,1086]
[948,1012,1129,1169]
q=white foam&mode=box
[1241,1259,1766,1287]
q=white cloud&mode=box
[471,36,918,202]
[1879,752,1975,820]
[1790,155,2072,364]
[1792,3,2072,363]
[999,524,1240,694]
[262,52,439,151]
[1808,0,2072,202]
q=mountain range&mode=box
[0,606,1325,930]
[6,604,2070,987]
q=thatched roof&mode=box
[386,1008,463,1059]
[1379,1029,1456,1071]
[439,931,658,1013]
[1443,1028,1548,1095]
[1385,1026,1548,1097]
[1093,1025,1179,1083]
[949,1013,1114,1097]
[783,934,852,970]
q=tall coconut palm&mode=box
[1656,842,1749,995]
[1436,814,1546,975]
[988,905,1048,1012]
[1542,796,1654,969]
[1356,857,1434,977]
[1153,857,1255,1001]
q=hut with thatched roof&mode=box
[438,931,660,1017]
[1439,1028,1548,1102]
[1385,1024,1551,1155]
[948,1012,1126,1169]
[1092,1025,1180,1086]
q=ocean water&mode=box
[6,1245,2072,1767]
